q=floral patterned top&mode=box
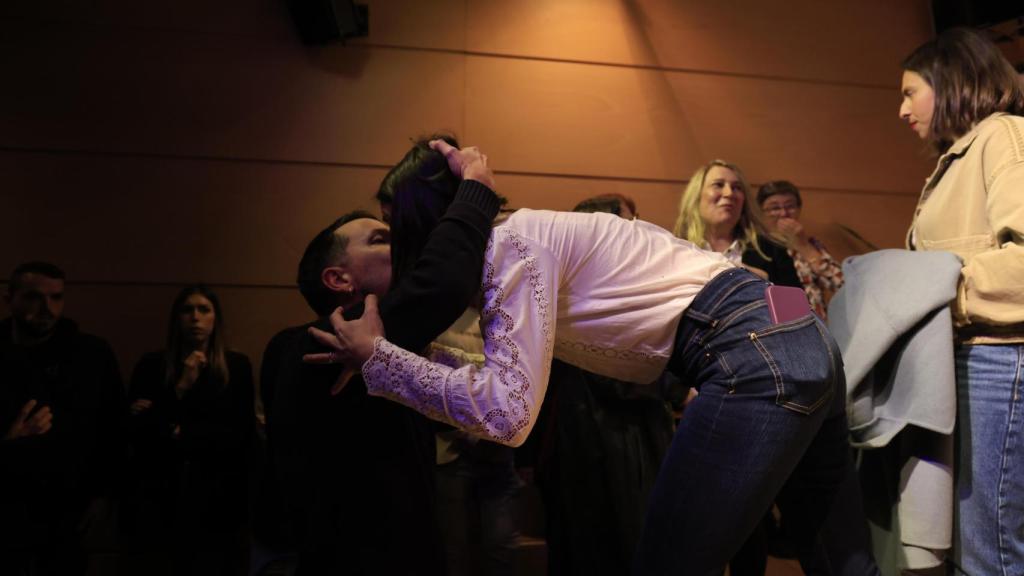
[790,237,844,320]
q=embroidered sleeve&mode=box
[362,229,558,447]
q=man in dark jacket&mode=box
[262,158,500,575]
[0,261,124,576]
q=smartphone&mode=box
[764,285,812,324]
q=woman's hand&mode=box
[175,350,207,398]
[775,218,824,263]
[429,140,495,190]
[774,218,805,246]
[304,294,386,370]
[129,398,153,415]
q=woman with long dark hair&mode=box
[125,285,254,576]
[899,28,1024,574]
[310,139,851,575]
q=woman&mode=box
[125,285,254,576]
[757,180,843,319]
[900,28,1024,574]
[674,160,801,288]
[311,139,849,575]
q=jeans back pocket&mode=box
[749,316,836,415]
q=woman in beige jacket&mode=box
[900,27,1024,575]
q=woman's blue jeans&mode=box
[633,268,849,575]
[953,343,1024,576]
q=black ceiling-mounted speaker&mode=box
[288,0,368,45]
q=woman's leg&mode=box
[633,271,845,575]
[953,344,1024,576]
[634,373,832,575]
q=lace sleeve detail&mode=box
[361,229,558,447]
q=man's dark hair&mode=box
[572,193,637,217]
[8,261,66,294]
[296,210,378,316]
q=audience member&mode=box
[673,159,800,289]
[899,27,1024,575]
[0,261,124,576]
[758,181,844,319]
[123,285,253,576]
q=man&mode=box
[262,211,440,575]
[264,157,500,575]
[0,262,124,575]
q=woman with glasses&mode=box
[758,181,843,319]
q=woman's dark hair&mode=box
[757,180,802,208]
[902,27,1024,152]
[164,284,229,389]
[378,134,461,287]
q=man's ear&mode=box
[321,266,353,296]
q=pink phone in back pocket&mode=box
[764,285,812,324]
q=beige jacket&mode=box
[907,113,1024,343]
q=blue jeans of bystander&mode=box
[954,343,1024,576]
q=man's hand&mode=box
[429,140,495,190]
[4,399,53,440]
[303,294,387,394]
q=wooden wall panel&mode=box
[0,0,291,38]
[0,151,389,285]
[464,56,933,191]
[660,74,934,191]
[466,0,933,85]
[464,55,703,184]
[0,22,466,166]
[1,0,465,46]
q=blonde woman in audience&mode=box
[673,160,764,263]
[673,160,802,289]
